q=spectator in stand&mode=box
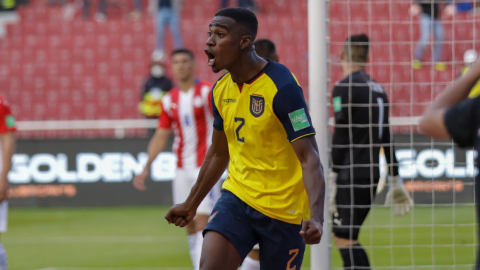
[460,49,480,98]
[138,51,174,136]
[0,0,19,38]
[83,0,107,22]
[220,0,256,11]
[48,0,67,5]
[150,0,183,53]
[410,0,446,71]
[129,0,143,21]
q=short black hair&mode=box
[254,39,277,60]
[215,8,258,40]
[343,33,369,63]
[171,48,195,60]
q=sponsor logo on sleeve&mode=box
[288,108,311,131]
[5,115,15,128]
[333,96,342,112]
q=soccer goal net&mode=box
[324,0,478,269]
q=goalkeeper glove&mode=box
[384,176,414,216]
[328,171,338,215]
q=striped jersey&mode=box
[158,79,213,168]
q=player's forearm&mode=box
[143,129,170,172]
[184,146,229,210]
[293,137,326,221]
[302,156,326,221]
[427,61,480,113]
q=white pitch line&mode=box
[34,268,192,270]
[34,268,311,270]
[4,235,182,244]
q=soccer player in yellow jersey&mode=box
[165,7,326,269]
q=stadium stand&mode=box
[0,0,476,137]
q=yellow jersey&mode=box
[461,66,480,98]
[211,60,316,224]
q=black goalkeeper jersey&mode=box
[331,70,399,181]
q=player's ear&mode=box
[240,35,253,50]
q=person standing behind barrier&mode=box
[220,0,256,11]
[138,51,174,137]
[83,0,106,22]
[150,0,183,53]
[410,0,446,71]
[460,49,480,98]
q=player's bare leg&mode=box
[193,214,208,270]
[240,249,260,270]
[200,231,243,270]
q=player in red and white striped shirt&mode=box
[0,95,16,270]
[133,49,219,270]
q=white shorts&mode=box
[173,168,221,216]
[0,201,7,233]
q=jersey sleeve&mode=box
[0,100,16,134]
[157,101,172,129]
[444,97,479,148]
[272,83,315,142]
[331,83,351,173]
[211,86,224,131]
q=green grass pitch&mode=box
[5,206,477,269]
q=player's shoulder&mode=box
[335,71,369,86]
[162,87,178,105]
[213,73,230,87]
[198,79,214,89]
[211,72,231,96]
[263,60,299,91]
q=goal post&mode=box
[308,0,330,269]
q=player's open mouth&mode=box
[205,49,216,66]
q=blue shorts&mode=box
[204,190,305,270]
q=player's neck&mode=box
[229,53,268,85]
[178,77,195,92]
[343,66,365,77]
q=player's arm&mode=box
[165,129,229,227]
[291,136,325,245]
[165,86,229,227]
[382,103,413,216]
[382,104,399,177]
[419,59,480,140]
[272,82,324,244]
[0,132,15,202]
[133,102,173,190]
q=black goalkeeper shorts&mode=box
[332,177,379,241]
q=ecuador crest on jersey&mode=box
[250,94,264,117]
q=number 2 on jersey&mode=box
[235,117,245,143]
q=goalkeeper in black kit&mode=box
[330,33,414,270]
